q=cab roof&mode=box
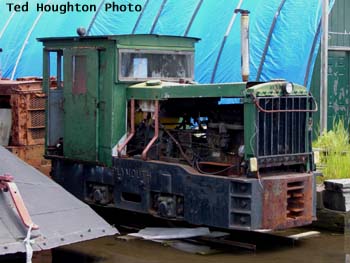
[37,34,200,42]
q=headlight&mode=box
[313,151,320,165]
[249,157,258,172]
[284,82,294,94]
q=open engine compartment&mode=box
[126,98,244,176]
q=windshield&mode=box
[119,49,194,81]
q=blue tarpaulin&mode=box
[0,0,334,87]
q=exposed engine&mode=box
[127,98,244,176]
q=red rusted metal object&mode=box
[0,79,46,146]
[142,100,159,160]
[117,99,135,157]
[0,174,39,230]
[0,79,51,176]
[10,85,46,146]
[261,173,313,230]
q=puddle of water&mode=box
[2,230,350,263]
[0,249,101,263]
[56,231,349,263]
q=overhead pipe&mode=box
[142,100,159,161]
[117,99,135,157]
[235,9,250,82]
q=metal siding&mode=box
[311,51,350,133]
[311,0,350,133]
[327,51,350,129]
[329,0,350,47]
[328,52,347,104]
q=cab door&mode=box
[63,48,99,161]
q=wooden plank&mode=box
[288,231,320,240]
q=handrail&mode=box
[253,95,318,113]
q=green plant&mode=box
[313,119,350,181]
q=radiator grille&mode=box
[256,96,309,158]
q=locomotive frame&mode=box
[39,34,317,231]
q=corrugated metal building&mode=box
[311,0,350,134]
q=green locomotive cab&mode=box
[39,34,317,231]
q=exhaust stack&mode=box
[235,9,250,82]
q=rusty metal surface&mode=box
[0,80,20,96]
[10,88,46,146]
[0,146,118,256]
[0,80,42,95]
[261,173,313,230]
[0,79,46,146]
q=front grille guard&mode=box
[253,95,315,167]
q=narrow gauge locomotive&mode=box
[39,33,317,231]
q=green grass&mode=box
[313,120,350,181]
